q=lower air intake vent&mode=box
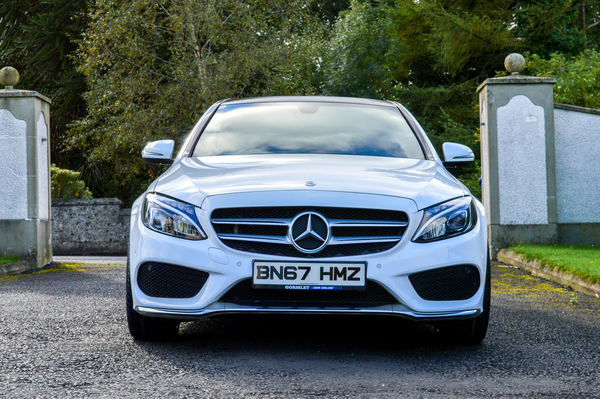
[409,265,480,301]
[219,279,399,307]
[137,262,209,299]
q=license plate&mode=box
[252,261,366,291]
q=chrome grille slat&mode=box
[329,220,408,227]
[217,234,290,244]
[330,236,404,244]
[212,218,291,226]
[211,206,408,258]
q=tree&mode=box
[319,0,517,157]
[0,0,88,169]
[70,0,323,202]
[317,0,600,155]
[577,0,600,47]
[526,50,600,109]
[512,0,600,51]
[58,0,600,202]
[319,0,396,100]
[513,0,586,57]
[309,0,351,24]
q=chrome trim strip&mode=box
[218,234,290,244]
[329,220,408,227]
[212,218,292,226]
[217,234,402,245]
[212,218,408,228]
[330,236,402,244]
[136,306,480,322]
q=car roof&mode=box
[222,96,397,108]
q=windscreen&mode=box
[192,102,425,159]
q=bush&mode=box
[525,50,600,110]
[51,165,93,200]
[456,161,482,201]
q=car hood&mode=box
[153,154,466,210]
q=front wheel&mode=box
[435,251,491,345]
[126,255,179,340]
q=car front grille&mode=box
[137,262,209,299]
[409,265,480,301]
[219,279,399,307]
[211,206,408,258]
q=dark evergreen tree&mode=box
[0,0,88,170]
[514,0,586,56]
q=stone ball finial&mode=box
[505,53,526,75]
[0,66,20,89]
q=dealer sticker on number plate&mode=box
[252,261,366,291]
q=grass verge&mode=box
[509,244,600,285]
[0,256,19,266]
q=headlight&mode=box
[142,193,207,240]
[412,196,476,243]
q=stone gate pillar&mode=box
[478,54,558,258]
[0,67,52,271]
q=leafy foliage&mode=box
[456,161,482,201]
[5,0,600,202]
[319,0,515,156]
[309,0,351,24]
[526,50,600,109]
[69,0,322,202]
[51,165,93,200]
[513,0,586,57]
[318,0,396,99]
[387,0,516,80]
[0,0,88,169]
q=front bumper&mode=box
[129,191,488,322]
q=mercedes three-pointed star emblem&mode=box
[289,212,331,254]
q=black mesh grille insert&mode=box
[137,262,209,299]
[219,279,399,307]
[409,265,480,301]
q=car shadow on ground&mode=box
[134,313,489,363]
[179,313,437,349]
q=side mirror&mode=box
[142,140,175,165]
[442,142,474,168]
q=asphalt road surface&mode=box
[1,260,599,398]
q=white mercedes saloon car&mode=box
[127,96,490,344]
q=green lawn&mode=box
[0,256,18,266]
[509,244,600,285]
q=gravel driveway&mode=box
[1,261,599,398]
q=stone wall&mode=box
[478,73,600,256]
[554,104,600,246]
[52,198,130,255]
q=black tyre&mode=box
[435,251,491,345]
[126,255,179,340]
